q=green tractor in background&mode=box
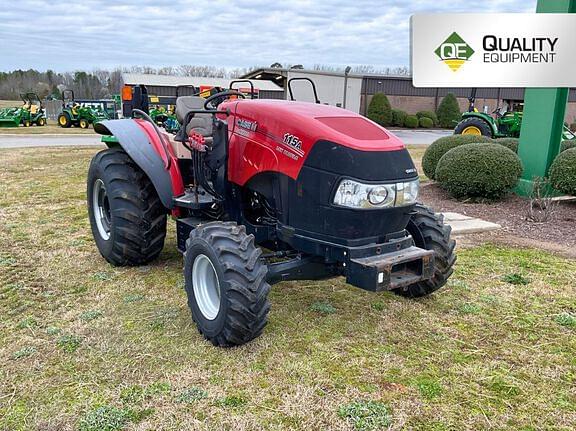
[0,93,46,127]
[454,89,575,140]
[149,104,179,133]
[58,90,109,128]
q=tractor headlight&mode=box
[333,178,419,209]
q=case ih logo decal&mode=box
[237,118,258,132]
[435,32,474,72]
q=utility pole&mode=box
[343,66,352,109]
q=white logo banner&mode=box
[411,14,576,87]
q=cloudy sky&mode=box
[0,0,536,72]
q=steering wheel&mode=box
[203,90,245,110]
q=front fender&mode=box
[94,119,182,209]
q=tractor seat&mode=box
[30,106,38,114]
[176,96,213,137]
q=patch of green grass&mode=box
[46,326,61,335]
[123,293,145,303]
[216,395,247,408]
[56,334,82,352]
[93,271,113,281]
[487,375,521,399]
[16,317,37,329]
[458,302,481,315]
[310,301,336,315]
[338,400,392,431]
[78,405,132,431]
[501,273,530,285]
[371,301,385,311]
[79,310,104,321]
[416,377,443,400]
[176,387,208,404]
[11,346,36,360]
[554,312,576,329]
[121,382,171,405]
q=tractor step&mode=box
[173,189,216,210]
[176,217,204,253]
[346,246,435,292]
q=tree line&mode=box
[0,64,410,101]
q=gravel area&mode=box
[420,182,576,251]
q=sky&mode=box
[0,0,537,72]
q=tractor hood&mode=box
[222,99,405,152]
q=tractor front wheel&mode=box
[79,118,90,129]
[58,112,72,128]
[394,204,456,298]
[37,117,46,126]
[454,117,492,137]
[184,222,271,347]
[22,119,31,127]
[87,148,167,266]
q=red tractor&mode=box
[88,80,456,347]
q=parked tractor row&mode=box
[0,93,46,127]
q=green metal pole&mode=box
[516,0,576,196]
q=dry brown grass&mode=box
[0,147,574,431]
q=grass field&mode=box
[0,147,575,431]
[0,122,95,135]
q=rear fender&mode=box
[94,119,184,209]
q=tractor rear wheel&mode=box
[183,222,271,347]
[394,204,456,298]
[58,112,71,128]
[79,118,90,129]
[454,117,493,137]
[87,148,167,266]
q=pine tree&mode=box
[436,93,461,128]
[367,93,392,127]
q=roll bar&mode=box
[287,77,320,104]
[229,80,256,99]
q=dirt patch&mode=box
[420,182,576,253]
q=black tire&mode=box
[394,204,456,298]
[37,117,46,126]
[79,118,90,129]
[87,148,167,266]
[454,117,493,137]
[22,119,31,127]
[184,222,271,347]
[58,112,72,128]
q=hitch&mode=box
[346,246,434,292]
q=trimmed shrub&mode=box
[404,115,419,128]
[494,138,519,153]
[416,111,438,126]
[561,140,576,153]
[436,143,523,199]
[367,93,392,127]
[436,93,461,128]
[419,117,434,128]
[549,148,576,196]
[422,134,493,180]
[391,109,408,127]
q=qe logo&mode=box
[435,32,475,72]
